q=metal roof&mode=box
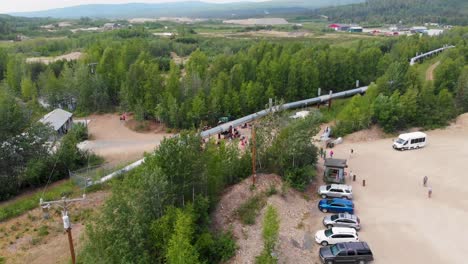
[39,108,73,131]
[324,158,348,168]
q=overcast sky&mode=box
[1,0,268,13]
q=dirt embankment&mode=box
[213,174,324,264]
[0,191,109,264]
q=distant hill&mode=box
[316,0,468,25]
[8,0,364,19]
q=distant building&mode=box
[39,109,73,136]
[328,23,359,32]
[348,26,363,33]
[411,26,428,34]
[426,29,444,36]
[103,23,120,30]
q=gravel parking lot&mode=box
[328,114,468,264]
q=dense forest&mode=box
[3,27,466,130]
[317,0,468,25]
[0,8,467,262]
[1,26,467,203]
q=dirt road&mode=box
[329,113,468,264]
[77,114,172,166]
[426,61,440,81]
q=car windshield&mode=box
[396,138,405,144]
[324,229,334,237]
[330,215,339,221]
[330,245,340,256]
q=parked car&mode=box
[318,184,353,199]
[318,198,354,214]
[315,227,359,246]
[319,242,374,264]
[323,213,361,230]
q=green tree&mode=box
[455,66,468,112]
[372,91,402,133]
[20,76,36,101]
[6,55,23,93]
[186,49,208,81]
[166,210,200,264]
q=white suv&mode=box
[315,227,359,246]
[318,184,353,199]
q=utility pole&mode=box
[40,195,86,264]
[251,124,256,186]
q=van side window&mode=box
[410,139,415,144]
[422,138,425,142]
[357,250,371,256]
[347,250,356,256]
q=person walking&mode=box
[320,147,324,159]
[423,176,428,187]
[330,150,334,158]
[428,187,432,198]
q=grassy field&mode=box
[0,162,128,222]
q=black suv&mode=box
[319,242,373,264]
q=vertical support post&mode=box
[317,88,321,109]
[328,90,333,110]
[251,124,256,186]
[62,199,76,264]
[67,228,76,264]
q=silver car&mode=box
[323,213,361,230]
[318,184,353,199]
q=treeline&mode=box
[80,134,251,263]
[332,39,467,136]
[3,29,461,130]
[0,14,69,40]
[317,0,468,25]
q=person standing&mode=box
[428,187,432,198]
[423,176,428,187]
[330,150,334,158]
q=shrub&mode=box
[236,194,266,225]
[255,205,279,264]
[285,166,316,191]
[37,225,49,237]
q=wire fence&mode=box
[69,164,110,188]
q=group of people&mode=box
[319,147,335,159]
[423,176,433,198]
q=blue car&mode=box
[318,198,354,214]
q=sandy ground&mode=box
[0,191,109,264]
[327,113,468,264]
[26,52,83,65]
[426,61,440,81]
[77,114,172,166]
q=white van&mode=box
[393,132,427,150]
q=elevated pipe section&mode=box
[97,86,368,183]
[410,45,455,66]
[200,86,368,138]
